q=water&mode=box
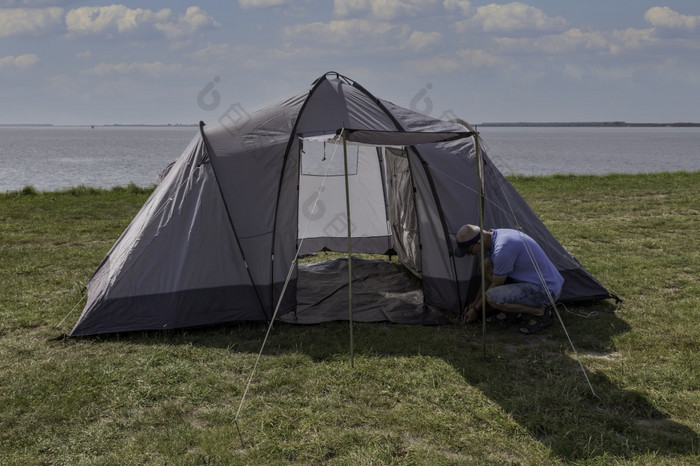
[479,126,700,176]
[0,126,197,193]
[1,126,699,193]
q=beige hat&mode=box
[455,224,481,257]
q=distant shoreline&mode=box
[477,122,700,128]
[1,122,698,128]
[0,124,198,128]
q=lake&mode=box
[478,126,700,176]
[1,125,698,193]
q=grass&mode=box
[1,173,698,465]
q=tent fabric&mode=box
[297,141,392,255]
[69,71,616,337]
[341,129,473,145]
[279,258,449,325]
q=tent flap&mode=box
[342,129,474,146]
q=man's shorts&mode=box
[486,282,554,309]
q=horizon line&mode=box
[1,121,699,128]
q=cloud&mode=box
[495,28,607,54]
[65,5,170,35]
[192,42,231,59]
[0,7,63,37]
[0,1,61,6]
[238,0,288,8]
[404,30,442,51]
[463,2,566,34]
[456,48,503,67]
[442,0,472,16]
[607,27,657,54]
[334,0,442,20]
[83,61,182,77]
[645,6,699,30]
[0,53,39,70]
[65,5,216,39]
[284,18,408,46]
[155,6,218,39]
[404,56,461,74]
[494,26,660,56]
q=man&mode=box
[455,224,564,334]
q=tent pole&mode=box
[475,132,487,360]
[342,129,355,368]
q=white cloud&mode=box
[404,56,461,74]
[334,0,441,20]
[65,5,216,39]
[404,30,442,51]
[284,18,408,46]
[238,0,288,8]
[0,1,61,6]
[0,7,63,37]
[645,6,699,30]
[0,53,39,70]
[467,2,566,34]
[495,28,608,54]
[155,6,218,40]
[494,26,658,56]
[192,42,230,59]
[456,48,503,67]
[75,50,91,60]
[442,0,471,16]
[334,0,366,17]
[83,61,182,77]
[65,5,170,35]
[14,53,39,68]
[607,27,657,54]
[269,44,334,60]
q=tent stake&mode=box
[475,132,487,360]
[234,418,245,448]
[342,129,355,368]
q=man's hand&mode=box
[461,306,478,323]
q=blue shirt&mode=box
[489,229,564,298]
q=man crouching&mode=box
[455,224,564,334]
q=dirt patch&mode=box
[579,350,622,360]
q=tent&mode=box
[69,72,614,336]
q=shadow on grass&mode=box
[443,303,699,461]
[69,300,698,463]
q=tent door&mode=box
[297,138,394,255]
[383,147,421,276]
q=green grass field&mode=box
[1,172,698,465]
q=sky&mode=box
[1,0,699,125]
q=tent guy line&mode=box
[233,129,347,432]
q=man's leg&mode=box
[485,283,551,323]
[486,299,545,317]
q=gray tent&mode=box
[70,72,614,336]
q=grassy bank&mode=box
[1,173,698,465]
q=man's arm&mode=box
[489,274,508,289]
[463,260,498,322]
